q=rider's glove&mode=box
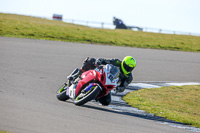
[96,58,103,65]
[116,86,125,92]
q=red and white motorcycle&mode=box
[56,64,120,106]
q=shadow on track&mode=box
[82,104,186,126]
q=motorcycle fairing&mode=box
[75,70,99,96]
[74,64,119,99]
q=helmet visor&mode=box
[123,61,134,72]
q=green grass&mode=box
[1,13,200,52]
[123,85,200,128]
[0,131,11,133]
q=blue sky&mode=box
[0,0,200,34]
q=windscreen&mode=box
[106,64,120,80]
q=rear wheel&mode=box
[74,86,101,106]
[56,83,69,101]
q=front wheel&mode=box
[74,86,101,106]
[56,83,69,101]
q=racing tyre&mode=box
[74,86,101,106]
[56,83,69,101]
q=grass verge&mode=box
[0,131,11,133]
[1,13,200,52]
[123,85,200,128]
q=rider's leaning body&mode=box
[67,56,136,106]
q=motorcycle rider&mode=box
[67,56,136,106]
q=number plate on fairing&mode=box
[68,84,76,99]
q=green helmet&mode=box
[121,56,136,75]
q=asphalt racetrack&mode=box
[0,37,200,133]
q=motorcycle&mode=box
[56,64,120,106]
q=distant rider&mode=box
[113,17,128,29]
[67,56,136,106]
